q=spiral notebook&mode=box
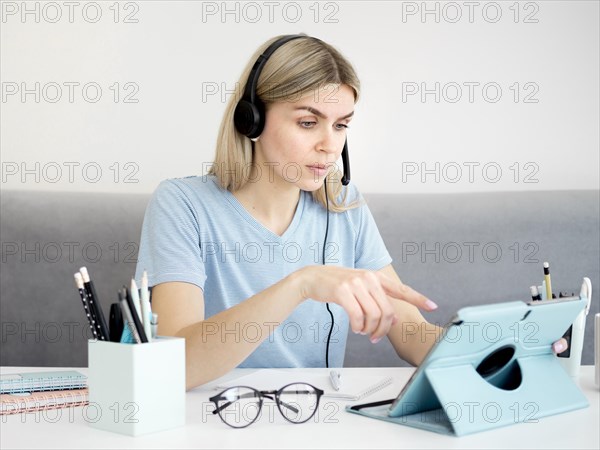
[0,370,87,394]
[214,369,393,401]
[1,388,89,415]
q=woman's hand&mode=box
[294,265,438,342]
[552,338,568,354]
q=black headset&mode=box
[233,34,351,187]
[234,34,351,367]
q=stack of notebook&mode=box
[1,370,88,415]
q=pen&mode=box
[79,267,109,340]
[329,370,341,391]
[140,271,152,342]
[543,262,553,301]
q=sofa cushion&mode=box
[1,189,598,368]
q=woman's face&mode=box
[255,83,355,192]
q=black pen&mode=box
[80,267,110,340]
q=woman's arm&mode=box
[152,274,304,391]
[378,264,443,365]
[153,264,437,390]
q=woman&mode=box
[134,33,567,391]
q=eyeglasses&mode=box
[209,382,324,428]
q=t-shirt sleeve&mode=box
[134,179,207,290]
[346,184,393,271]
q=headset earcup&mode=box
[234,100,264,139]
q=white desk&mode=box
[1,366,598,449]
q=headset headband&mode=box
[242,34,307,105]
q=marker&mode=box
[73,273,98,340]
[530,285,541,301]
[130,278,143,320]
[329,370,341,391]
[119,294,142,344]
[125,286,148,343]
[140,271,152,342]
[79,267,109,340]
[543,262,553,301]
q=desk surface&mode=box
[1,366,599,449]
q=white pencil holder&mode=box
[87,336,186,436]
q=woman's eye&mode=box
[299,121,350,130]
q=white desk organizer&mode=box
[88,336,185,436]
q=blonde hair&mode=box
[208,33,362,213]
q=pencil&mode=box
[80,267,110,340]
[543,262,553,301]
[73,272,98,339]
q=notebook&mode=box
[214,369,393,401]
[1,388,89,415]
[0,370,87,394]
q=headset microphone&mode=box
[340,141,350,186]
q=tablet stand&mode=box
[347,293,590,436]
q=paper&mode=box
[215,369,393,401]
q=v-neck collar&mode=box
[213,177,306,242]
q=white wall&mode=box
[1,0,598,194]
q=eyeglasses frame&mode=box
[209,382,325,428]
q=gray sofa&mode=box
[1,188,598,368]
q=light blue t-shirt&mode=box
[134,174,392,368]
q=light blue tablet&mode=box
[347,295,589,436]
